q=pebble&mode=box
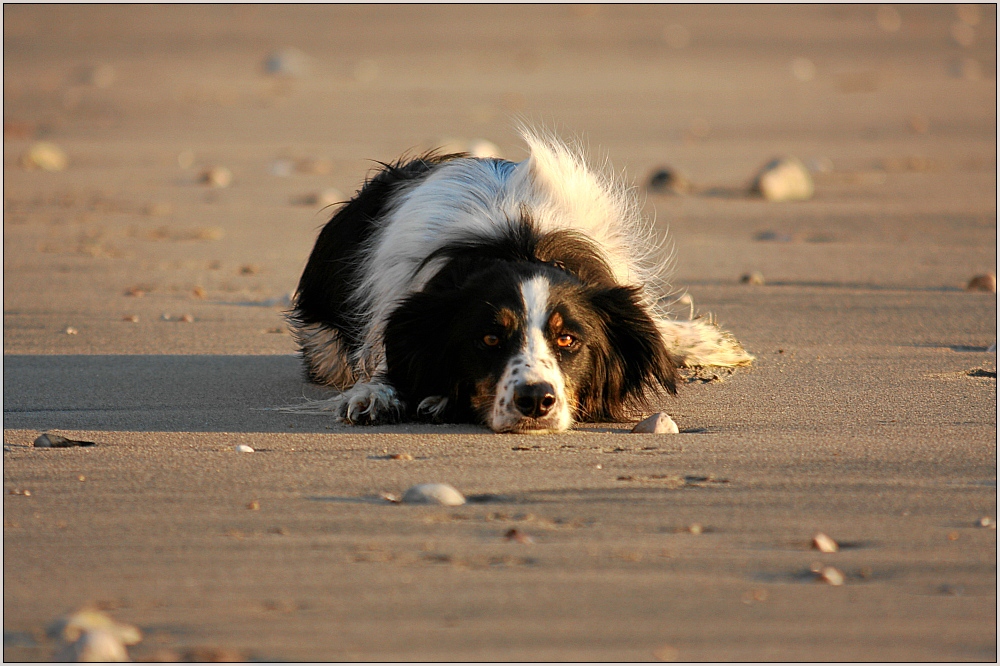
[264,47,310,78]
[389,453,413,461]
[966,273,996,293]
[49,608,142,646]
[818,566,845,586]
[34,433,95,448]
[401,483,466,506]
[291,188,345,208]
[505,528,535,544]
[199,166,232,188]
[55,629,129,662]
[647,167,690,195]
[631,412,679,434]
[750,157,814,202]
[178,314,195,323]
[235,444,255,453]
[812,532,839,553]
[437,138,502,159]
[688,523,704,535]
[978,517,995,529]
[740,271,766,285]
[64,326,79,335]
[21,142,68,172]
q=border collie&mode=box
[286,129,752,433]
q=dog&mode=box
[286,129,752,433]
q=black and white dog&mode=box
[287,129,751,433]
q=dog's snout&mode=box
[512,382,557,418]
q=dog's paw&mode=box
[416,395,449,421]
[340,383,404,424]
[276,383,404,424]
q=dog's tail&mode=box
[658,317,754,369]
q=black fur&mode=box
[289,152,463,382]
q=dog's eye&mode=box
[483,334,500,347]
[556,334,576,348]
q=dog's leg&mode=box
[658,318,754,369]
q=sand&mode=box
[3,5,997,662]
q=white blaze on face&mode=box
[490,275,572,432]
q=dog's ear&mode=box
[584,285,679,420]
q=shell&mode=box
[234,444,255,453]
[401,483,466,506]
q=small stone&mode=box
[179,314,195,323]
[740,271,766,285]
[790,56,816,82]
[647,167,690,195]
[269,159,294,177]
[750,157,814,202]
[34,433,95,448]
[77,475,86,482]
[467,139,502,159]
[122,315,139,323]
[199,166,232,188]
[653,644,679,662]
[389,453,413,461]
[978,517,995,528]
[55,629,129,662]
[294,157,333,175]
[966,273,996,293]
[947,531,959,541]
[818,566,845,586]
[291,188,345,208]
[812,532,839,553]
[401,483,466,506]
[49,609,142,646]
[21,142,68,172]
[631,412,679,434]
[504,528,534,544]
[688,523,704,535]
[235,444,254,453]
[247,500,260,510]
[264,47,310,78]
[191,286,206,299]
[65,326,79,335]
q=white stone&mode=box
[401,483,466,506]
[819,566,845,586]
[21,142,68,172]
[50,609,142,646]
[751,157,814,202]
[812,532,839,553]
[235,444,255,453]
[631,412,679,434]
[56,629,129,662]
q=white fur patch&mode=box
[489,275,572,433]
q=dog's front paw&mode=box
[340,383,404,424]
[416,395,449,421]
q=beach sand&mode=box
[3,5,996,661]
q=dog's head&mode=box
[385,260,678,433]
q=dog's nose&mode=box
[512,382,557,418]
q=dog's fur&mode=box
[286,129,752,432]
